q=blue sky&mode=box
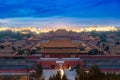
[0,0,120,27]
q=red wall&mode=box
[37,60,84,69]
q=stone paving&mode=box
[43,70,77,80]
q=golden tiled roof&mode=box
[40,49,80,53]
[41,39,78,47]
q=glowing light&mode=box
[0,26,118,34]
[0,27,10,31]
[58,68,64,79]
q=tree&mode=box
[55,71,61,80]
[18,76,27,80]
[102,43,106,48]
[30,49,36,55]
[49,76,54,80]
[0,76,4,80]
[18,48,24,55]
[24,49,30,55]
[12,46,16,51]
[36,47,41,51]
[0,45,5,49]
[52,75,56,80]
[40,77,45,80]
[76,63,88,80]
[88,49,98,55]
[104,45,109,51]
[11,76,18,80]
[96,41,101,47]
[76,71,88,80]
[75,64,120,80]
[76,63,82,75]
[115,41,120,45]
[88,64,105,80]
[79,46,85,51]
[34,64,43,79]
[62,74,68,80]
[100,34,107,42]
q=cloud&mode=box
[0,17,120,28]
[0,0,120,28]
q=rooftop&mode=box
[41,39,78,48]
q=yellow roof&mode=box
[40,49,80,53]
[41,39,78,48]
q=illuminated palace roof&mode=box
[41,39,77,48]
[40,39,80,53]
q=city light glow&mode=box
[0,26,118,34]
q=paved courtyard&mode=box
[43,70,77,80]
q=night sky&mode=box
[0,0,120,27]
